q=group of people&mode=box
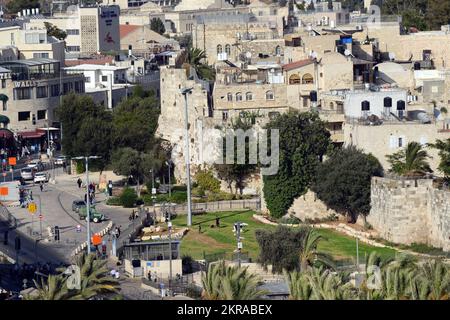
[129,209,139,221]
[77,178,97,204]
[111,226,122,239]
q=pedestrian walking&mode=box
[198,224,202,234]
[62,162,67,173]
[117,226,121,237]
[39,183,43,192]
[215,216,220,228]
[77,178,82,188]
[29,190,33,200]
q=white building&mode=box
[65,64,131,108]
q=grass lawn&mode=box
[172,210,398,262]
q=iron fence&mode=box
[172,199,261,214]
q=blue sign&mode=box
[147,261,153,267]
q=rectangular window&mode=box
[222,111,228,121]
[18,111,31,121]
[36,86,48,98]
[66,46,80,52]
[37,110,46,120]
[101,75,108,82]
[1,79,5,88]
[14,88,31,100]
[66,29,80,35]
[398,137,403,148]
[50,84,60,97]
[85,76,91,83]
[33,52,49,59]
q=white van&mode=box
[21,167,34,180]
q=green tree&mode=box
[111,147,162,197]
[262,111,331,218]
[27,274,70,300]
[255,225,333,273]
[299,229,335,271]
[150,18,166,35]
[426,0,450,30]
[6,0,40,14]
[214,116,258,195]
[201,261,267,300]
[112,87,160,152]
[186,48,216,80]
[194,168,221,194]
[44,22,67,40]
[386,141,432,176]
[428,138,450,178]
[307,1,315,10]
[57,93,112,171]
[312,146,383,223]
[68,253,120,300]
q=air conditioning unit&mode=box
[355,25,363,30]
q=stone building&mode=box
[0,58,84,144]
[368,177,450,252]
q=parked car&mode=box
[78,206,105,223]
[20,168,34,181]
[33,172,49,184]
[55,156,66,166]
[27,160,44,171]
[72,200,86,213]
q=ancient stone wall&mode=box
[367,177,450,251]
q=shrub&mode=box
[75,160,85,174]
[120,187,138,208]
[172,185,187,192]
[169,191,187,203]
[182,255,194,274]
[278,214,302,225]
[191,186,205,197]
[106,196,122,206]
[194,169,221,193]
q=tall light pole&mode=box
[72,155,101,254]
[181,88,193,226]
[165,160,172,198]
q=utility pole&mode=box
[181,88,193,226]
[235,222,242,268]
[166,205,172,295]
[73,156,101,254]
[356,237,359,271]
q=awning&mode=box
[18,130,45,139]
[38,127,59,131]
[0,94,8,102]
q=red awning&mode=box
[18,130,45,139]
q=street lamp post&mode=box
[180,88,193,226]
[165,160,172,198]
[73,155,101,254]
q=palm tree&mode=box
[386,141,432,176]
[201,260,267,300]
[186,48,215,80]
[299,228,335,271]
[67,253,120,300]
[285,270,312,300]
[25,274,71,300]
[304,267,356,300]
[415,259,450,300]
[428,138,450,178]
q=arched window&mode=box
[246,92,253,101]
[275,45,281,56]
[225,44,231,55]
[266,90,274,100]
[302,73,314,84]
[217,44,223,54]
[289,74,301,85]
[236,92,242,101]
[227,93,233,101]
[329,102,334,110]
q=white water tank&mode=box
[330,20,336,28]
[26,9,31,16]
[22,9,27,16]
[36,8,40,14]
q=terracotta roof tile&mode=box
[65,56,114,67]
[282,59,314,71]
[120,24,141,39]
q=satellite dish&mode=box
[388,52,396,61]
[245,52,252,59]
[344,49,351,56]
